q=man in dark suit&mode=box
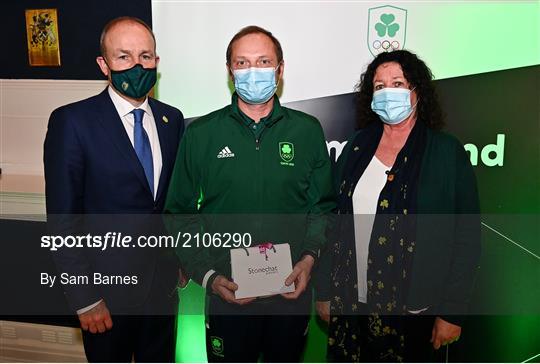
[43,16,184,362]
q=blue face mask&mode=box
[371,88,417,125]
[233,66,279,104]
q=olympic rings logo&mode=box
[372,40,401,51]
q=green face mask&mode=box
[109,63,157,99]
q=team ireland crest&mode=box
[210,336,224,356]
[279,142,294,163]
[367,5,407,56]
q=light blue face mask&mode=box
[233,66,279,105]
[371,87,417,125]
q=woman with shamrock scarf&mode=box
[315,50,481,362]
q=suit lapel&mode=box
[95,89,152,194]
[150,98,171,202]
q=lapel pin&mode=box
[162,116,168,123]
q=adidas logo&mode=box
[217,146,235,159]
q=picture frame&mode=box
[25,8,61,66]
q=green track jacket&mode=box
[164,94,336,288]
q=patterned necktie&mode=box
[131,109,154,195]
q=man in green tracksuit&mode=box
[164,25,335,362]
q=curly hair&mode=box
[355,50,444,130]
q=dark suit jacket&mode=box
[44,88,184,313]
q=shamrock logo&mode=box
[279,142,295,163]
[281,144,292,154]
[210,336,224,354]
[375,13,400,37]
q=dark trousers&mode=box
[206,292,312,362]
[82,314,177,362]
[79,249,179,362]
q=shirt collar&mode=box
[107,85,152,119]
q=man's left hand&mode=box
[431,316,461,350]
[281,255,315,300]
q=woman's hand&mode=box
[316,301,330,323]
[431,316,461,349]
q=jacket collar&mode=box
[229,92,284,127]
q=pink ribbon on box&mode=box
[258,242,274,261]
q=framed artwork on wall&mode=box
[25,9,61,66]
